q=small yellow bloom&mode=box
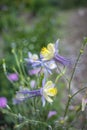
[41,43,55,60]
[42,81,57,103]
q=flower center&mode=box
[47,88,57,96]
[41,43,55,60]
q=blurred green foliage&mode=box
[49,0,87,8]
[0,2,61,101]
[0,0,87,12]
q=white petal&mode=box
[44,81,54,89]
[28,52,32,58]
[82,98,86,111]
[43,92,53,103]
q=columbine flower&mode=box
[13,80,57,106]
[7,73,18,81]
[25,52,39,63]
[48,111,57,118]
[0,97,7,108]
[41,80,57,106]
[25,52,57,75]
[25,52,42,75]
[41,39,70,66]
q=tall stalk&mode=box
[64,40,86,117]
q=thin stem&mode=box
[0,109,52,130]
[11,50,30,86]
[12,49,23,78]
[64,44,85,117]
[3,60,18,87]
[64,87,87,117]
[64,96,71,117]
[55,65,67,85]
[20,50,28,79]
[56,64,69,83]
[68,51,82,93]
[71,86,87,99]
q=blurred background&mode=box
[0,0,87,129]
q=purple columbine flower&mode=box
[0,97,7,108]
[40,39,71,66]
[13,79,57,106]
[13,86,41,104]
[25,52,57,75]
[48,111,57,118]
[25,52,43,74]
[7,73,18,81]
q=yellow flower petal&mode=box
[47,88,57,96]
[47,43,55,53]
[41,43,55,60]
[44,81,54,89]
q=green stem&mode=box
[0,109,52,130]
[12,50,30,86]
[68,51,82,93]
[55,66,66,84]
[64,96,71,117]
[20,50,28,80]
[56,65,69,83]
[71,86,87,99]
[12,49,23,78]
[64,86,87,117]
[3,60,18,87]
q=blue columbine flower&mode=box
[25,52,57,75]
[13,79,57,106]
[40,39,71,66]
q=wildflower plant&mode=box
[1,38,87,130]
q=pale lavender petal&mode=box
[18,89,41,96]
[7,73,18,81]
[48,111,57,118]
[54,54,71,66]
[55,39,59,53]
[28,52,32,58]
[13,89,41,105]
[42,78,46,87]
[28,68,41,75]
[0,97,7,108]
[30,80,36,88]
